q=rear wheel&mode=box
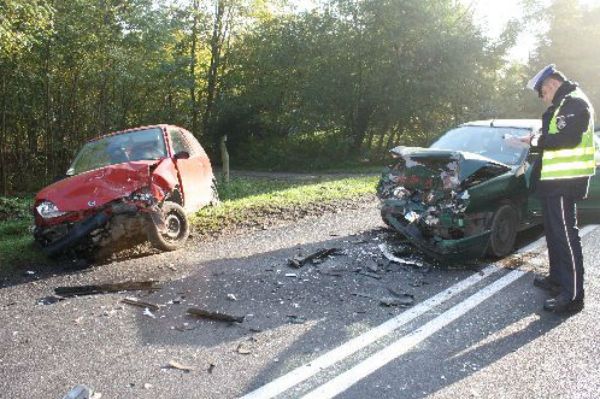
[147,201,190,251]
[487,204,518,258]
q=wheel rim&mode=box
[164,213,182,240]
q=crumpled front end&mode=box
[377,146,512,260]
[33,160,180,258]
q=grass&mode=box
[0,198,43,275]
[192,175,378,235]
[0,175,378,275]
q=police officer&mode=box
[524,64,595,314]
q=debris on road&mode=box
[55,280,161,297]
[287,315,306,324]
[285,273,297,278]
[358,270,381,280]
[380,289,415,307]
[379,244,424,267]
[62,384,101,399]
[37,295,65,305]
[187,307,245,323]
[166,360,194,372]
[207,363,216,374]
[236,342,252,355]
[142,308,157,319]
[226,293,238,301]
[288,248,340,268]
[121,297,160,311]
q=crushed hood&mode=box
[387,146,511,190]
[36,162,157,211]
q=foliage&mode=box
[4,0,598,194]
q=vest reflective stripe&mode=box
[540,88,596,180]
[542,147,595,160]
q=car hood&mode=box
[36,161,157,211]
[387,146,511,190]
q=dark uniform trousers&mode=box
[541,195,584,301]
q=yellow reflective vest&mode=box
[540,88,596,180]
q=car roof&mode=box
[89,124,186,142]
[461,119,542,130]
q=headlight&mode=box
[36,201,67,219]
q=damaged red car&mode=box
[378,119,600,261]
[33,125,217,258]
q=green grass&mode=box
[0,199,42,275]
[192,175,378,235]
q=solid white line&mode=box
[301,269,527,399]
[240,264,500,399]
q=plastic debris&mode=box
[288,248,339,268]
[187,307,245,323]
[55,281,160,297]
[143,308,157,319]
[379,244,423,267]
[62,384,101,399]
[121,297,160,311]
[227,293,237,301]
[166,360,194,372]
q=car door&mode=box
[167,127,211,213]
[576,135,600,224]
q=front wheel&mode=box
[147,201,190,251]
[487,204,518,258]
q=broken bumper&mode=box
[40,211,111,257]
[382,211,491,262]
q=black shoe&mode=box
[533,276,560,295]
[543,295,584,314]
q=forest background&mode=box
[1,0,599,195]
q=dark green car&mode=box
[378,120,600,261]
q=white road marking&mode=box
[301,269,527,399]
[241,225,598,399]
[240,264,500,399]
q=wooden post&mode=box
[220,134,229,183]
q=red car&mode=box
[33,125,217,258]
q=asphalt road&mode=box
[1,200,599,399]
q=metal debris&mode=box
[285,273,297,278]
[379,244,423,267]
[121,297,160,311]
[187,307,245,323]
[166,360,194,372]
[54,281,160,297]
[358,271,381,280]
[288,248,339,268]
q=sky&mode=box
[293,0,600,63]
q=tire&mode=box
[147,201,190,251]
[487,204,518,258]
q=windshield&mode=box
[430,126,532,166]
[67,128,167,176]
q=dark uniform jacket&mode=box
[531,81,593,199]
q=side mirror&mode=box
[173,151,190,160]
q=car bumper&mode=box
[382,210,491,262]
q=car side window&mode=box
[169,129,188,155]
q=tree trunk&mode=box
[190,0,200,135]
[1,69,7,195]
[202,0,225,137]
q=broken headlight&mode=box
[130,187,156,204]
[35,200,67,219]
